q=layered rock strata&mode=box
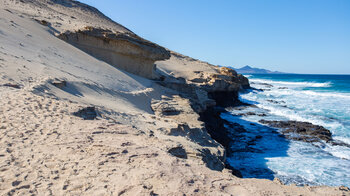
[58,27,171,79]
[154,60,251,173]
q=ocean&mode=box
[223,74,350,187]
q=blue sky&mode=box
[80,0,350,74]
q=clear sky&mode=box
[79,0,350,74]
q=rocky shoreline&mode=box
[222,80,350,186]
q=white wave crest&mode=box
[258,88,350,100]
[301,90,350,99]
[250,79,332,87]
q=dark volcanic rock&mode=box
[200,107,231,149]
[266,99,285,104]
[208,91,240,107]
[236,112,267,117]
[259,120,332,143]
[257,83,273,88]
[236,74,250,89]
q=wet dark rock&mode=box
[259,120,332,143]
[73,106,97,120]
[267,99,285,104]
[3,83,21,89]
[236,112,267,117]
[257,83,273,88]
[208,91,241,107]
[278,87,288,89]
[230,104,257,111]
[329,140,350,148]
[168,146,187,159]
[250,87,264,92]
[226,122,247,133]
[238,112,256,116]
[200,107,232,149]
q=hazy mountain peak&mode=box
[234,65,285,74]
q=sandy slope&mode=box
[0,7,160,114]
[1,0,132,34]
[0,0,349,195]
[1,89,346,196]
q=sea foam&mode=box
[251,78,332,87]
[226,74,350,187]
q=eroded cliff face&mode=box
[157,53,250,112]
[58,27,170,79]
[154,52,251,173]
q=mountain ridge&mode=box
[234,65,287,74]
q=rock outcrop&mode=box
[58,27,170,79]
[259,120,350,147]
[153,54,251,173]
[151,95,226,171]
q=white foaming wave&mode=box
[302,90,350,99]
[324,144,350,160]
[244,75,252,78]
[333,136,350,145]
[254,84,350,100]
[257,103,343,131]
[250,79,332,87]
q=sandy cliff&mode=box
[0,0,348,195]
[58,27,170,79]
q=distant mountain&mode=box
[234,65,285,74]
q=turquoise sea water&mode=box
[224,74,350,187]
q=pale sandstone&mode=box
[58,27,170,79]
